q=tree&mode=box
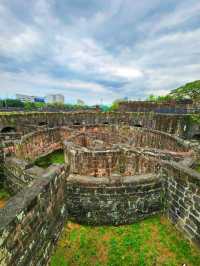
[77,99,85,106]
[24,101,35,111]
[169,80,200,103]
[109,99,125,111]
[147,94,158,101]
[1,99,24,108]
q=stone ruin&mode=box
[0,111,200,265]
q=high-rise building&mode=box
[46,94,64,104]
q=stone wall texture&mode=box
[0,111,196,138]
[66,174,163,225]
[0,165,68,266]
[163,161,200,247]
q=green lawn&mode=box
[35,149,64,168]
[51,216,200,266]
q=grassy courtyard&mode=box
[35,149,65,168]
[51,215,200,266]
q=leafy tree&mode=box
[169,80,200,102]
[0,99,24,107]
[34,102,45,109]
[77,99,85,106]
[24,101,36,111]
[147,94,158,101]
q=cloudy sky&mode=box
[0,0,200,104]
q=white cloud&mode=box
[0,0,200,103]
[0,70,121,104]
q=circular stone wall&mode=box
[3,123,195,225]
[66,174,163,225]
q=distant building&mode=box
[46,94,64,104]
[16,94,45,103]
[16,94,36,103]
[34,97,45,103]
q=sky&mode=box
[0,0,200,105]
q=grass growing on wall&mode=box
[0,188,10,208]
[35,149,64,168]
[51,215,200,266]
[195,163,200,173]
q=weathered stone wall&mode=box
[0,165,68,266]
[0,111,194,138]
[66,174,163,225]
[163,161,200,247]
[118,100,194,114]
[68,125,190,152]
[13,127,71,161]
[3,156,47,194]
[0,132,22,142]
[0,147,4,186]
[66,144,159,177]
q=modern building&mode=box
[16,94,45,103]
[46,94,64,104]
[16,94,36,103]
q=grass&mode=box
[195,163,200,173]
[0,187,10,208]
[51,216,200,266]
[34,149,64,168]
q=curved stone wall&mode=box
[66,174,163,225]
[0,111,195,137]
[8,124,192,162]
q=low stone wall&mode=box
[118,100,194,114]
[3,156,48,194]
[0,165,68,266]
[66,174,163,225]
[163,161,200,247]
[0,132,22,142]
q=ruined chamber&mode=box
[1,118,200,266]
[63,125,190,225]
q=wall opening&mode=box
[133,124,142,128]
[1,127,16,133]
[38,122,47,126]
[192,134,200,140]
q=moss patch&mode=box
[51,215,200,266]
[35,149,64,168]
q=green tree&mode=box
[2,99,24,107]
[169,80,200,102]
[147,94,158,101]
[24,101,35,111]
